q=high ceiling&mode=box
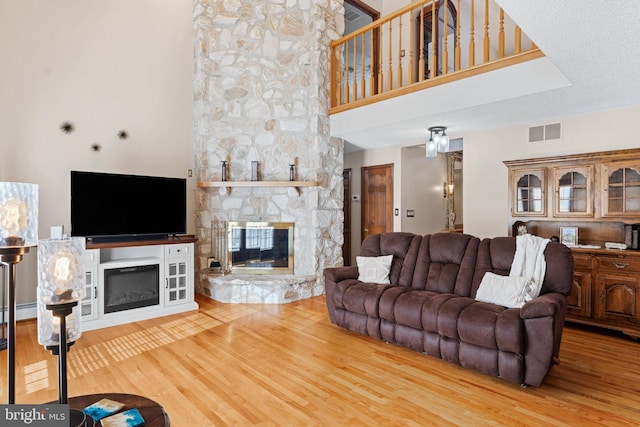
[332,0,640,152]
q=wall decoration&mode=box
[91,144,101,152]
[117,130,128,140]
[60,121,75,134]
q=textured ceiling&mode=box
[333,0,640,152]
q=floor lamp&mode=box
[1,263,6,351]
[37,237,86,425]
[0,182,38,404]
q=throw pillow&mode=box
[356,255,393,284]
[475,271,530,308]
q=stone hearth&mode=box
[196,273,320,304]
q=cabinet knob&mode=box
[600,291,606,303]
[613,261,628,269]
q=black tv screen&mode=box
[71,171,186,241]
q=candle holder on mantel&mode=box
[251,161,259,181]
[289,164,296,181]
[221,160,228,182]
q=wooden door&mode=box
[343,169,352,266]
[361,164,394,241]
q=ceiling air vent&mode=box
[529,123,562,143]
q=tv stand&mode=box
[81,236,198,331]
[86,234,171,245]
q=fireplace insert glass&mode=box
[227,222,294,274]
[104,264,160,313]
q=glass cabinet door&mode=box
[553,165,593,217]
[602,163,640,216]
[512,168,546,216]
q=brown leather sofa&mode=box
[324,232,574,387]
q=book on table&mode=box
[100,408,145,427]
[82,398,126,421]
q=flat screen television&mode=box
[71,171,186,242]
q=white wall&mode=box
[0,0,194,305]
[400,146,447,234]
[344,145,403,264]
[463,104,640,239]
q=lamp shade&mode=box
[0,182,38,248]
[426,136,438,158]
[37,237,86,347]
[438,132,450,153]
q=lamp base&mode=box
[70,408,91,427]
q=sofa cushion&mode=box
[361,232,422,287]
[472,238,574,298]
[457,301,524,354]
[356,255,393,284]
[343,282,393,317]
[475,272,530,308]
[412,233,479,296]
[393,289,440,329]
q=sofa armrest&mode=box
[520,292,568,386]
[323,266,359,283]
[520,293,565,319]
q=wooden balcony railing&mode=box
[330,0,543,114]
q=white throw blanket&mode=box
[475,234,550,308]
[510,234,549,304]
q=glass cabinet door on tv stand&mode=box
[81,249,99,320]
[164,244,192,306]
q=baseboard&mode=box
[0,303,37,322]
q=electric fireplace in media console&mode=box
[103,263,160,313]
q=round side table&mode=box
[58,393,170,426]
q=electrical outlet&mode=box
[187,169,193,177]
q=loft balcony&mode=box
[329,0,571,150]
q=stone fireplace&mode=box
[192,0,346,303]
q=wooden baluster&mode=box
[398,15,403,87]
[361,33,366,100]
[469,0,475,67]
[388,20,393,91]
[370,30,376,96]
[409,8,414,84]
[442,0,449,75]
[455,0,461,71]
[483,0,490,63]
[332,44,340,107]
[499,8,505,58]
[345,40,350,103]
[419,6,425,81]
[515,25,522,54]
[378,25,383,93]
[353,37,358,100]
[430,1,436,79]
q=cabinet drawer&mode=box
[166,244,191,257]
[596,255,640,273]
[572,253,593,270]
[82,249,100,265]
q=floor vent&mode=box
[529,123,562,143]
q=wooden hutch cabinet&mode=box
[505,148,640,339]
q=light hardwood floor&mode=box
[3,295,640,426]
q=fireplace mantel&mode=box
[198,180,319,195]
[198,180,318,188]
